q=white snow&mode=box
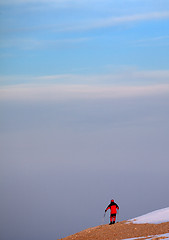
[123,233,169,240]
[129,207,169,224]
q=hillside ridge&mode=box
[58,208,169,240]
[58,221,169,240]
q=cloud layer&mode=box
[1,84,169,102]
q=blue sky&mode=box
[0,0,169,84]
[1,1,169,240]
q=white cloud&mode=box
[0,0,108,6]
[133,35,169,47]
[56,11,169,32]
[1,69,169,85]
[0,37,90,50]
[35,70,169,83]
[1,84,169,102]
[1,69,169,101]
[0,0,67,4]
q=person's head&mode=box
[111,199,114,203]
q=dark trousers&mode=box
[110,214,116,223]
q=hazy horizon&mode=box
[1,93,169,239]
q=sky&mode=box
[0,0,169,240]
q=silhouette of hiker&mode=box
[105,199,119,225]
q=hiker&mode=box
[105,199,119,225]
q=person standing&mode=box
[105,199,119,224]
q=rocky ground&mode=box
[58,221,169,240]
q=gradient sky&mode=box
[0,1,169,240]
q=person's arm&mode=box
[105,204,111,212]
[115,203,119,210]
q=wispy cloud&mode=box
[1,84,169,102]
[0,0,109,7]
[0,37,90,50]
[2,69,169,101]
[0,0,69,4]
[95,11,169,27]
[133,35,169,47]
[1,69,169,85]
[1,10,169,36]
[31,70,169,85]
[57,11,169,32]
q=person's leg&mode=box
[109,214,113,224]
[112,214,116,224]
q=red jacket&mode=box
[105,200,119,214]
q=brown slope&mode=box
[58,221,169,240]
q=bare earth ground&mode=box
[58,221,169,240]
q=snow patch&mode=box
[129,207,169,224]
[122,233,169,240]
